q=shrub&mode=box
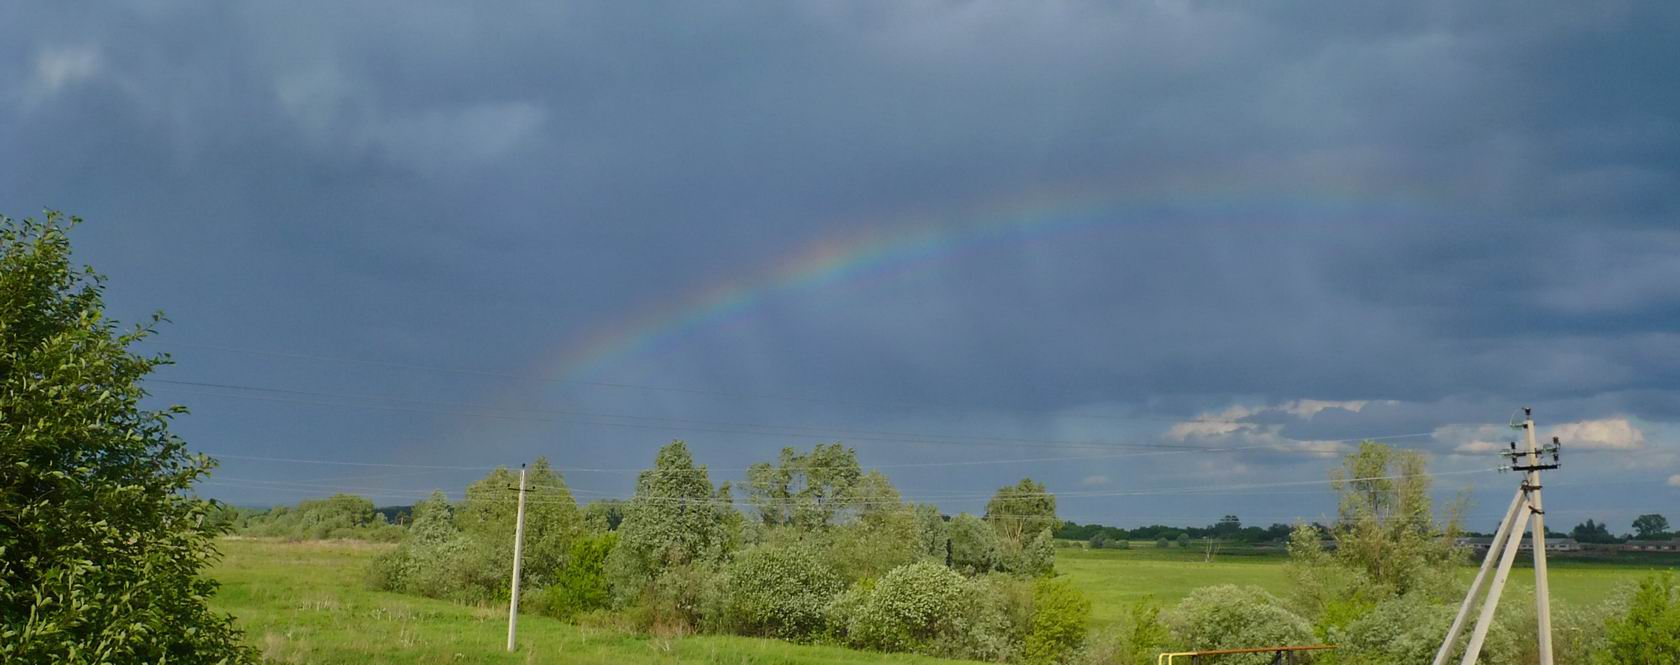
[530,532,616,620]
[1166,586,1314,665]
[1089,534,1107,549]
[835,561,970,653]
[1602,572,1680,663]
[1080,597,1168,665]
[718,544,844,640]
[1025,577,1092,665]
[1155,538,1170,549]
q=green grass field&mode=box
[208,539,966,664]
[209,539,1675,662]
[1056,543,1677,629]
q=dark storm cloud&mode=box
[3,1,1678,526]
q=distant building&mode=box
[1455,537,1579,553]
[1624,539,1680,552]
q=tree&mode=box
[1165,586,1315,665]
[745,443,861,530]
[1571,519,1616,544]
[985,478,1058,546]
[1633,514,1671,540]
[1212,515,1241,537]
[1325,441,1463,597]
[0,212,250,662]
[606,440,732,605]
[456,457,582,592]
[1602,572,1680,663]
[949,513,1002,575]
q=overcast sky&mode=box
[4,2,1678,532]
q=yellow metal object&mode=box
[1157,644,1336,664]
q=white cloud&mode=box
[1280,399,1369,419]
[26,46,101,103]
[1433,423,1515,454]
[1166,404,1259,441]
[1549,418,1644,451]
[1667,474,1680,488]
[1081,475,1110,487]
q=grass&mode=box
[208,539,967,664]
[209,538,1674,662]
[1056,542,1675,629]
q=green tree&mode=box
[457,458,582,592]
[1023,576,1091,664]
[985,478,1058,547]
[1601,572,1680,663]
[606,440,732,605]
[949,513,1001,575]
[745,443,862,530]
[0,212,250,663]
[1166,586,1315,665]
[1326,441,1463,597]
[1632,513,1670,540]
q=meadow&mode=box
[208,538,967,664]
[1055,543,1675,629]
[209,538,1673,663]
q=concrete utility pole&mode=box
[507,464,528,653]
[1433,408,1561,665]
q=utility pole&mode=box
[1433,408,1561,665]
[507,464,528,653]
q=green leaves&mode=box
[0,212,250,663]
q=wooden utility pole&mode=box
[1434,408,1561,665]
[507,464,528,653]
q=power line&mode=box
[160,378,1436,456]
[151,341,1288,424]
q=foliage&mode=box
[1024,576,1091,665]
[1632,513,1671,540]
[949,513,1002,575]
[745,443,862,530]
[1601,572,1680,663]
[237,493,403,542]
[456,458,583,592]
[606,440,734,609]
[1164,585,1313,665]
[582,499,625,531]
[1326,442,1463,598]
[717,543,844,640]
[0,212,250,663]
[832,561,970,653]
[366,491,491,602]
[529,531,617,620]
[1079,597,1167,665]
[986,478,1058,548]
[913,503,950,561]
[1570,518,1618,544]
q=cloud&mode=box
[1081,475,1110,487]
[1668,474,1680,488]
[26,45,100,103]
[1434,424,1517,454]
[1550,418,1645,450]
[1280,400,1370,419]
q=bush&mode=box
[1080,597,1168,665]
[1156,538,1170,549]
[1166,586,1313,665]
[834,561,970,653]
[1602,572,1680,663]
[529,532,616,620]
[718,544,844,640]
[1025,577,1091,665]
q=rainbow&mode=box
[541,172,1432,383]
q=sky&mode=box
[3,2,1678,533]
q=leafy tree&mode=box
[985,478,1058,546]
[1023,576,1091,664]
[1326,441,1463,597]
[531,532,616,619]
[1602,572,1680,663]
[824,471,919,581]
[1089,533,1107,549]
[0,212,250,663]
[949,513,1001,575]
[1212,514,1241,537]
[1632,513,1671,540]
[745,443,861,530]
[912,503,949,561]
[606,440,732,605]
[1571,519,1617,544]
[1176,533,1191,548]
[457,458,582,591]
